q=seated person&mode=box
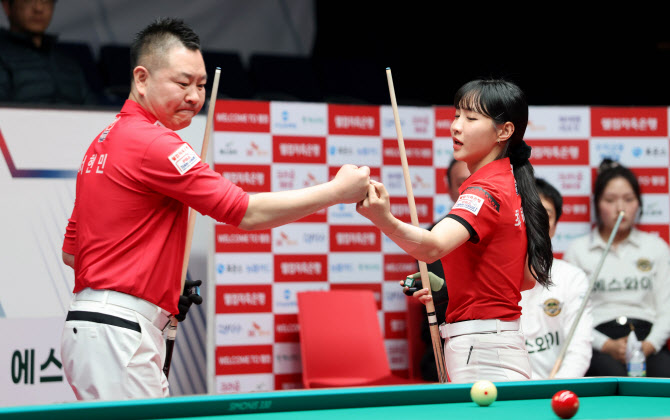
[0,0,95,104]
[520,178,592,378]
[564,159,670,377]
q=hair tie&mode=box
[509,140,531,166]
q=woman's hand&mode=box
[398,280,433,305]
[356,180,396,231]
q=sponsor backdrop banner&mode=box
[1,104,668,401]
[212,101,670,393]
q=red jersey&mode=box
[441,158,527,323]
[63,100,249,314]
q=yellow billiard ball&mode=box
[470,380,497,406]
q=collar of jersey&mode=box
[458,157,512,195]
[119,99,159,125]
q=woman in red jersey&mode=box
[357,79,553,382]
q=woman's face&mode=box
[597,176,639,233]
[450,108,503,172]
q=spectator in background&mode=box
[564,159,670,377]
[417,158,469,381]
[520,178,592,378]
[0,0,95,104]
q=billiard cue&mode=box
[163,67,221,378]
[548,210,625,378]
[386,67,448,383]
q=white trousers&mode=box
[442,321,533,383]
[61,298,170,400]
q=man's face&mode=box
[136,45,207,131]
[539,193,558,239]
[3,0,54,35]
[447,160,470,203]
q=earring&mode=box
[497,139,500,145]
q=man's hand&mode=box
[602,337,628,364]
[332,164,370,204]
[175,279,203,322]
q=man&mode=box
[519,178,593,378]
[60,18,370,401]
[0,0,95,104]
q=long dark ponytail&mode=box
[454,79,553,287]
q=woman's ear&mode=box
[497,121,515,143]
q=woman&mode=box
[357,79,553,382]
[564,159,670,377]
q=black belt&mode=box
[596,318,652,341]
[66,310,141,333]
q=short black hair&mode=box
[593,158,642,225]
[130,17,201,77]
[535,178,563,222]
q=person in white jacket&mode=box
[564,159,670,377]
[520,178,593,378]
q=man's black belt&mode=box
[66,310,141,333]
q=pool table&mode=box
[1,377,669,419]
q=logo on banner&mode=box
[274,137,325,163]
[591,107,667,137]
[275,314,300,342]
[214,100,270,132]
[218,285,272,313]
[558,115,582,133]
[215,164,271,192]
[385,313,407,339]
[247,141,269,157]
[275,255,327,282]
[215,346,273,375]
[385,340,408,370]
[328,104,380,135]
[330,226,380,252]
[434,106,455,136]
[527,140,589,165]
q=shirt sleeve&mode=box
[138,133,249,227]
[445,183,501,244]
[555,263,593,378]
[62,199,77,254]
[647,242,670,352]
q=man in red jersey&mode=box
[60,18,370,400]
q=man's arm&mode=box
[238,164,369,230]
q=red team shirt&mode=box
[63,100,249,314]
[441,158,527,323]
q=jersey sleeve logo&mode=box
[168,143,200,175]
[453,193,485,215]
[462,186,500,212]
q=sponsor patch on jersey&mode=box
[636,258,652,272]
[453,193,485,215]
[169,143,200,175]
[542,298,562,317]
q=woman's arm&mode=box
[357,181,470,262]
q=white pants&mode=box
[61,292,170,400]
[442,320,533,383]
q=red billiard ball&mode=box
[551,390,579,419]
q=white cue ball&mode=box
[470,380,497,406]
